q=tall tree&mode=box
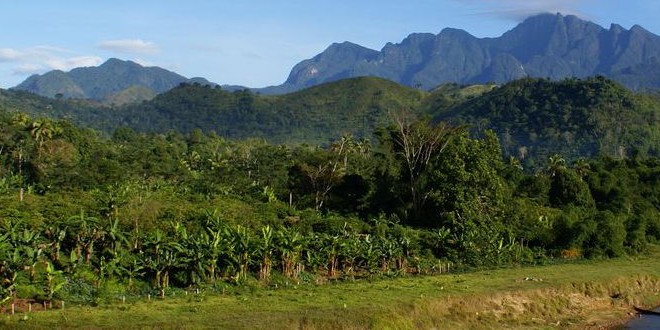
[389,112,464,221]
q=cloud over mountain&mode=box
[98,39,159,54]
[45,56,104,71]
[0,48,22,62]
[460,0,593,20]
[0,46,102,75]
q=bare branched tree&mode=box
[390,110,464,220]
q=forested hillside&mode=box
[119,77,426,144]
[434,77,660,167]
[3,77,427,145]
[1,76,659,168]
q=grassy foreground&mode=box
[3,247,660,329]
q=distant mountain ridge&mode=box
[12,58,214,103]
[12,13,660,97]
[271,13,660,92]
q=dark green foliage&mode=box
[435,77,660,165]
[115,77,425,145]
[425,131,507,226]
[549,168,595,209]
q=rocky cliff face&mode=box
[275,13,660,92]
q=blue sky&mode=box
[1,0,659,88]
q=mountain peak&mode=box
[631,24,649,33]
[325,41,376,54]
[100,58,141,67]
[438,27,476,40]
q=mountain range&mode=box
[11,13,660,99]
[274,13,660,92]
[13,58,214,104]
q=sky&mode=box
[1,0,659,89]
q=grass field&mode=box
[3,246,660,329]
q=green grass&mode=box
[3,247,660,329]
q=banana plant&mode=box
[43,222,67,264]
[206,217,240,280]
[116,249,144,289]
[231,226,252,282]
[257,226,274,281]
[43,261,66,300]
[320,233,340,277]
[185,232,210,285]
[1,219,47,302]
[276,227,304,278]
[359,234,379,273]
[15,227,44,282]
[102,218,128,260]
[337,226,361,275]
[67,209,101,266]
[141,229,187,297]
[0,232,20,303]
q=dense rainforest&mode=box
[0,76,659,306]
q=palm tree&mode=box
[574,158,591,178]
[547,154,567,177]
[29,119,61,150]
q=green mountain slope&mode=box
[116,77,426,144]
[433,76,660,166]
[2,75,659,168]
[102,85,157,106]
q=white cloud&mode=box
[13,63,43,75]
[131,58,155,67]
[0,48,22,62]
[98,39,159,54]
[45,56,103,71]
[458,0,593,21]
[0,46,103,80]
